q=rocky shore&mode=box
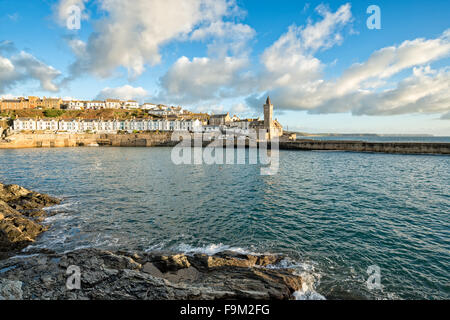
[0,183,304,300]
[0,248,304,300]
[0,182,60,259]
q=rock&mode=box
[0,279,23,300]
[0,182,60,256]
[142,262,164,277]
[0,248,303,300]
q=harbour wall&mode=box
[279,140,450,155]
[0,133,449,155]
[0,132,174,149]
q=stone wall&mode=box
[279,140,450,155]
[0,132,174,149]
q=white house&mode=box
[141,103,158,110]
[105,99,123,109]
[124,100,139,109]
[13,118,37,131]
[13,118,205,133]
[59,119,80,132]
[147,105,184,116]
[86,101,106,109]
[67,101,85,110]
[36,119,58,131]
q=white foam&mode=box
[174,243,252,255]
[293,288,326,300]
[267,257,326,300]
[43,200,76,212]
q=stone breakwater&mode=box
[0,183,60,259]
[0,182,303,300]
[279,139,450,155]
[1,133,449,155]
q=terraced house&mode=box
[13,118,205,133]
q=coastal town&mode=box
[1,96,284,139]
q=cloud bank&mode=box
[0,43,62,94]
[49,1,450,120]
[61,0,245,79]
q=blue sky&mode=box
[0,0,449,135]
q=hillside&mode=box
[1,109,210,122]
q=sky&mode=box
[0,0,449,135]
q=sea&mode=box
[0,145,448,300]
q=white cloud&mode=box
[300,3,352,52]
[312,66,450,116]
[259,3,352,91]
[191,20,254,41]
[0,50,62,93]
[258,4,450,119]
[96,85,148,101]
[55,0,89,26]
[159,56,253,104]
[60,0,242,78]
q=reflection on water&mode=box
[0,147,449,299]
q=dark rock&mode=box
[0,182,60,256]
[0,248,303,300]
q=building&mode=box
[42,97,62,109]
[67,101,85,110]
[141,103,158,110]
[1,98,25,111]
[241,97,283,139]
[12,118,37,131]
[13,118,205,134]
[105,99,123,109]
[28,96,40,109]
[124,100,139,109]
[59,119,81,132]
[0,97,40,111]
[86,101,106,109]
[36,118,59,131]
[147,105,169,116]
[209,113,231,126]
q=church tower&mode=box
[264,96,273,131]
